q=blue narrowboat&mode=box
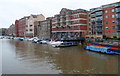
[85,43,120,55]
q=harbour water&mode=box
[2,39,118,74]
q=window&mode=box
[112,26,115,29]
[106,22,108,24]
[106,32,108,34]
[112,20,115,23]
[89,32,91,34]
[30,29,33,31]
[89,28,91,30]
[89,23,91,26]
[26,29,28,31]
[105,10,108,13]
[106,27,108,29]
[30,25,32,27]
[106,16,108,18]
[111,9,115,12]
[112,15,115,18]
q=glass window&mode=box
[89,28,91,30]
[112,15,115,18]
[30,29,33,31]
[106,32,108,34]
[106,16,108,18]
[105,10,108,13]
[89,32,91,34]
[112,26,115,29]
[106,27,108,29]
[30,25,32,27]
[111,9,115,12]
[106,22,108,24]
[112,20,115,23]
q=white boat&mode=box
[48,40,63,46]
[40,40,47,44]
[28,37,39,41]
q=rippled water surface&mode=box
[2,39,118,74]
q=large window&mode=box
[106,22,108,24]
[30,29,33,31]
[106,32,108,35]
[112,26,115,29]
[111,9,115,12]
[106,16,108,18]
[112,15,115,18]
[105,10,108,13]
[30,25,32,27]
[112,20,115,23]
[106,27,108,29]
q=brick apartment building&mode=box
[86,2,120,39]
[103,2,120,38]
[15,14,45,37]
[15,20,19,37]
[51,8,88,40]
[15,16,29,37]
[26,14,45,37]
[14,2,120,39]
[36,17,52,40]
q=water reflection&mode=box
[2,39,118,74]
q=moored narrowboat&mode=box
[85,43,120,55]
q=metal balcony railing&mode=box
[116,8,120,13]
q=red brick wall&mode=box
[15,20,19,37]
[18,18,26,37]
[80,25,87,30]
[103,6,117,37]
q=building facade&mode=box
[15,20,19,37]
[52,8,88,40]
[87,2,120,39]
[88,7,103,39]
[25,14,45,37]
[0,28,8,36]
[36,17,52,40]
[7,24,15,36]
[15,17,29,37]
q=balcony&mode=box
[96,17,102,22]
[115,3,120,7]
[96,24,102,26]
[116,7,120,13]
[91,18,95,22]
[91,14,95,18]
[90,7,102,13]
[95,11,103,17]
[116,22,120,26]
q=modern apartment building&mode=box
[52,8,88,40]
[87,7,103,39]
[87,1,120,39]
[25,14,45,37]
[36,17,52,40]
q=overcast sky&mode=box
[0,0,119,28]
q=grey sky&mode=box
[0,0,119,28]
